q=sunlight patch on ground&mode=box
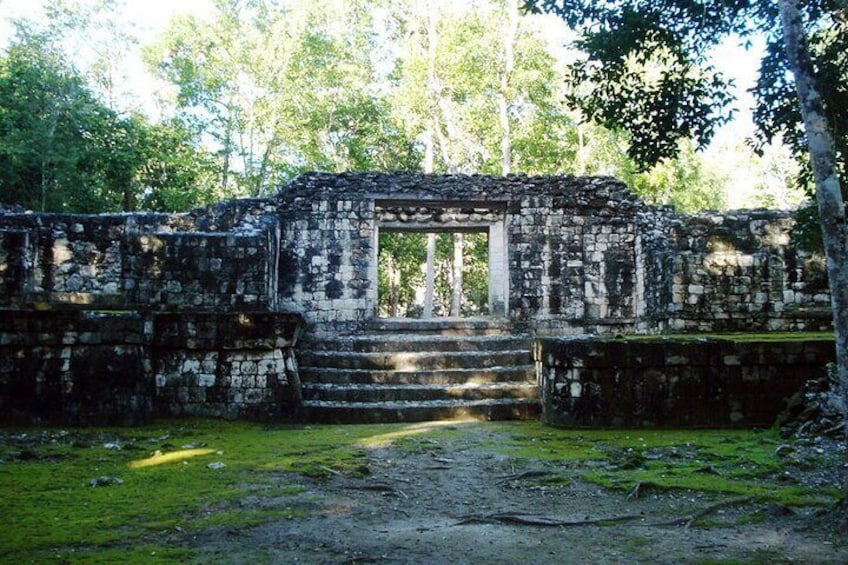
[128,448,217,469]
[356,418,479,449]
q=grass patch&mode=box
[1,419,841,562]
[28,545,195,565]
[0,419,424,562]
[487,421,841,506]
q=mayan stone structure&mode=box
[0,172,833,424]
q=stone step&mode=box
[298,349,533,371]
[295,328,538,424]
[301,382,538,403]
[303,334,534,353]
[298,398,540,424]
[298,366,536,385]
[365,318,514,336]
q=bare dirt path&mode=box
[188,423,847,564]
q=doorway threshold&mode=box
[367,317,512,334]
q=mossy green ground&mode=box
[0,420,842,563]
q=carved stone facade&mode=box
[0,172,832,423]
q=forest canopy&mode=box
[0,0,805,214]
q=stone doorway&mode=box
[374,199,508,320]
[377,230,487,318]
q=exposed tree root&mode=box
[496,470,552,485]
[627,480,666,500]
[648,497,755,529]
[454,512,644,527]
[454,497,756,530]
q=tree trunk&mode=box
[424,10,438,174]
[451,233,464,316]
[576,122,586,175]
[388,256,400,318]
[499,0,519,175]
[779,0,848,437]
[423,233,436,318]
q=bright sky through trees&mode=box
[0,0,791,211]
[0,0,213,118]
[0,0,761,130]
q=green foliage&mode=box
[378,232,427,317]
[525,0,743,169]
[0,33,121,212]
[133,118,219,212]
[627,140,727,212]
[147,0,421,197]
[751,9,848,250]
[0,30,218,213]
[462,232,489,315]
[526,0,848,225]
[1,0,806,214]
[377,231,489,318]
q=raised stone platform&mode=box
[537,334,836,427]
[0,309,305,424]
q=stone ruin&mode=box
[0,172,834,425]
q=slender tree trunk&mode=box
[422,12,438,316]
[221,130,231,193]
[389,258,400,317]
[779,0,848,437]
[41,94,59,212]
[451,233,464,316]
[435,101,454,171]
[40,162,48,212]
[575,122,586,175]
[424,9,438,174]
[499,0,519,175]
[424,121,435,173]
[423,232,436,318]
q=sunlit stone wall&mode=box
[669,211,831,332]
[0,174,833,336]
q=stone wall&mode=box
[276,182,375,327]
[0,173,832,336]
[537,336,836,427]
[277,173,680,334]
[0,310,304,424]
[0,208,281,312]
[668,211,831,332]
[124,231,274,311]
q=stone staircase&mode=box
[295,320,539,423]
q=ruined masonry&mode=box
[0,172,833,425]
